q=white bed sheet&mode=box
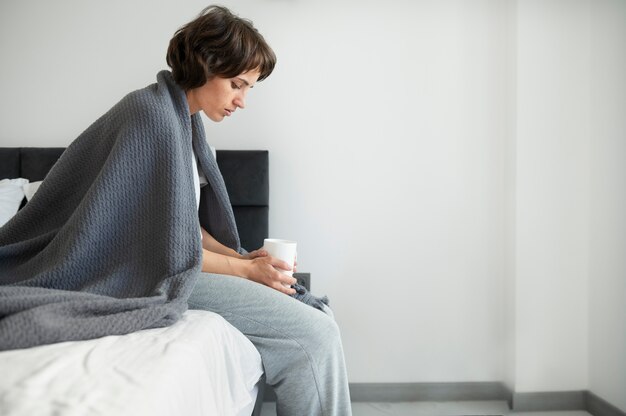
[0,310,263,416]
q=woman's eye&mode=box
[231,82,241,90]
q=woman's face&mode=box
[186,69,261,122]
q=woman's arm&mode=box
[201,227,243,258]
[201,227,269,260]
[201,248,297,295]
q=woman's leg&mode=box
[187,273,352,416]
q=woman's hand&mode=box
[243,248,297,273]
[201,249,296,295]
[241,256,297,295]
[242,249,269,260]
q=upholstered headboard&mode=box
[0,147,269,252]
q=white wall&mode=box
[0,0,514,383]
[514,0,590,392]
[503,0,518,393]
[588,0,626,411]
[0,0,205,145]
[1,0,624,400]
[512,2,625,407]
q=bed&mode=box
[0,147,271,416]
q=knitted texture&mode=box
[0,71,240,351]
[292,283,329,311]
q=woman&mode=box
[168,6,353,415]
[0,5,351,415]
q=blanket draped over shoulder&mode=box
[0,71,240,351]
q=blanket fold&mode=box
[0,71,240,351]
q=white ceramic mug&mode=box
[262,238,297,277]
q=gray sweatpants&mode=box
[187,273,352,416]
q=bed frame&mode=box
[0,147,269,252]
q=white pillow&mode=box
[23,181,43,201]
[0,178,29,227]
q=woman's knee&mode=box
[298,310,343,355]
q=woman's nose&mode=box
[234,94,246,109]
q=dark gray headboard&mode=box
[0,147,268,252]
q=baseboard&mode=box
[263,382,626,416]
[586,391,626,416]
[509,390,626,416]
[511,390,586,412]
[349,382,509,402]
[264,382,509,403]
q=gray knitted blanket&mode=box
[0,71,240,351]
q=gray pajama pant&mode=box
[187,273,352,416]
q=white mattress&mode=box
[0,310,263,416]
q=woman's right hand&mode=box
[242,256,297,295]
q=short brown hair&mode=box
[166,5,276,90]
